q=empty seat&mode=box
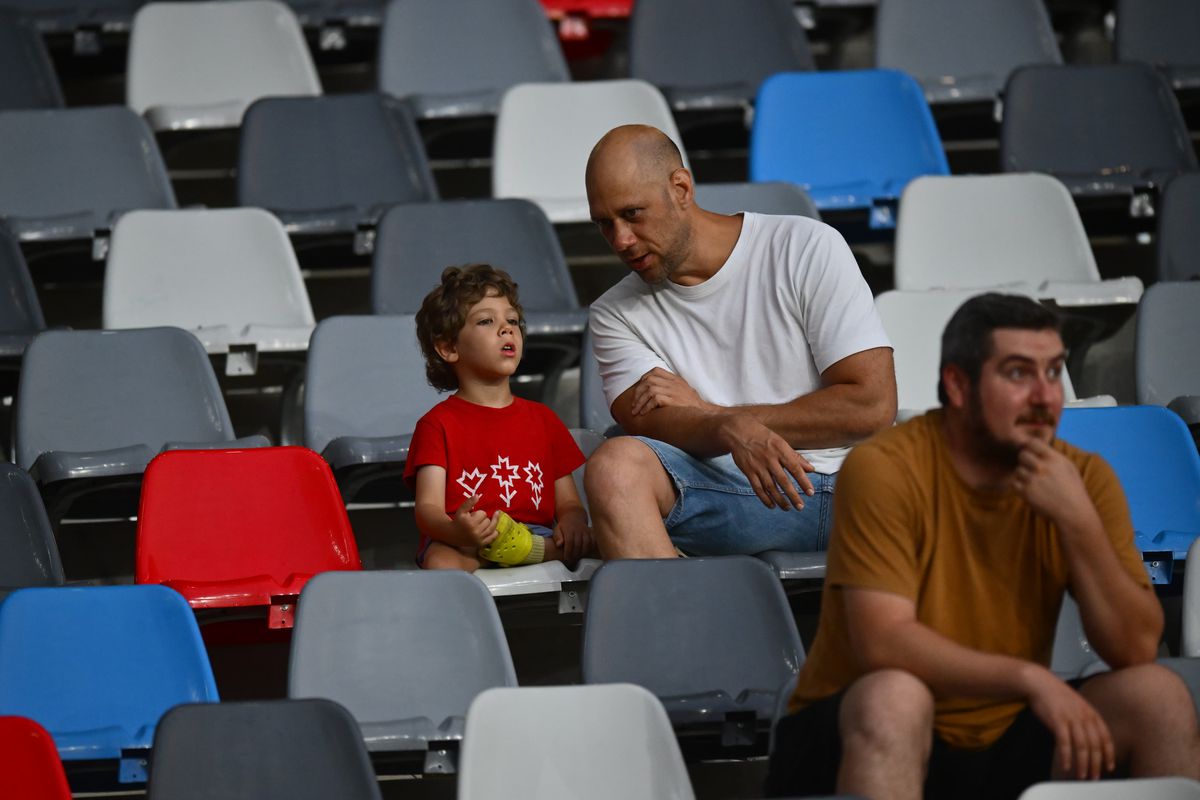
[1136,281,1200,428]
[458,684,695,800]
[103,208,316,364]
[1185,538,1200,657]
[378,0,569,119]
[238,93,438,236]
[1020,778,1200,800]
[127,0,321,131]
[1000,63,1197,198]
[0,9,64,110]
[15,328,266,522]
[1116,0,1200,90]
[0,717,72,800]
[0,463,63,597]
[750,70,949,226]
[0,586,219,783]
[875,0,1060,105]
[582,556,804,748]
[147,699,381,800]
[493,79,688,224]
[136,447,362,629]
[0,106,176,242]
[695,182,820,219]
[290,570,517,763]
[1158,173,1200,283]
[629,0,813,111]
[0,221,46,357]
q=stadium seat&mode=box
[238,93,437,238]
[493,79,688,224]
[0,9,64,110]
[1000,63,1197,199]
[127,0,321,132]
[875,0,1061,105]
[581,327,619,437]
[0,463,63,598]
[281,0,383,28]
[0,586,219,783]
[0,106,176,243]
[1136,282,1200,430]
[1158,173,1200,282]
[289,570,517,770]
[750,70,949,227]
[1160,657,1200,716]
[459,684,695,800]
[15,328,266,523]
[1057,406,1200,582]
[695,182,821,219]
[1020,778,1200,799]
[1184,538,1200,657]
[377,0,569,119]
[135,447,362,629]
[303,315,442,501]
[0,0,144,35]
[582,556,804,752]
[0,717,72,800]
[147,699,381,800]
[103,208,315,373]
[0,221,45,358]
[1116,0,1200,90]
[1050,593,1108,680]
[628,0,813,112]
[894,174,1143,307]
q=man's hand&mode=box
[452,495,499,548]
[717,413,814,510]
[1012,439,1101,534]
[629,368,714,416]
[553,513,593,566]
[1022,664,1115,780]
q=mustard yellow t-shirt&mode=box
[791,410,1150,750]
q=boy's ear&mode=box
[433,337,459,364]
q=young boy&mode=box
[404,264,593,571]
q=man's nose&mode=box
[613,221,636,250]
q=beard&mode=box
[963,390,1057,470]
[646,218,693,287]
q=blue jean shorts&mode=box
[636,436,836,556]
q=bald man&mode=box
[583,125,896,559]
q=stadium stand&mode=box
[0,463,63,598]
[0,221,46,358]
[0,716,73,800]
[1157,173,1200,282]
[694,182,821,219]
[1136,282,1200,431]
[1115,0,1200,91]
[0,8,64,110]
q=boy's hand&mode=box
[554,514,593,566]
[453,495,500,547]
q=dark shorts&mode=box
[764,683,1085,800]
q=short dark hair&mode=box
[415,264,525,392]
[938,293,1062,405]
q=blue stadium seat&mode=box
[0,586,219,783]
[750,69,949,227]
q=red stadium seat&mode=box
[135,447,361,629]
[0,716,72,799]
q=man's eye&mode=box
[1047,366,1062,380]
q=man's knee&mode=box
[584,437,671,506]
[1086,663,1198,732]
[841,669,935,753]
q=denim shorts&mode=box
[636,436,836,556]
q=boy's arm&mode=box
[552,474,592,564]
[414,465,500,549]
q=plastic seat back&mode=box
[1136,282,1200,407]
[1020,778,1200,800]
[0,221,45,356]
[238,93,437,234]
[1000,63,1196,195]
[895,174,1098,290]
[15,328,239,473]
[875,0,1060,104]
[629,0,813,110]
[290,570,516,749]
[582,556,804,724]
[750,70,949,214]
[459,684,695,800]
[0,9,64,110]
[0,106,176,241]
[1116,0,1200,89]
[493,79,687,224]
[136,447,361,618]
[1,0,145,33]
[1185,539,1200,657]
[147,699,382,800]
[0,586,219,762]
[1158,173,1200,282]
[695,182,820,219]
[0,717,74,799]
[378,0,568,119]
[581,327,618,436]
[0,463,62,592]
[127,0,321,131]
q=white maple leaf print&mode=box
[491,455,522,507]
[523,461,544,508]
[456,467,486,498]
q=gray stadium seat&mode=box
[0,9,64,110]
[1158,173,1200,283]
[875,0,1061,105]
[580,327,619,437]
[0,106,176,243]
[583,556,805,752]
[1116,0,1200,90]
[695,182,820,219]
[0,464,63,597]
[628,0,813,112]
[0,0,143,34]
[147,699,382,800]
[1136,282,1200,430]
[1000,63,1197,198]
[1049,593,1109,680]
[1184,538,1200,657]
[1020,779,1200,799]
[289,570,517,770]
[238,93,438,237]
[377,0,569,119]
[0,222,45,358]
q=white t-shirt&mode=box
[589,212,891,474]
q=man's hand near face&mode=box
[1012,438,1104,538]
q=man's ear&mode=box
[670,167,694,208]
[941,363,971,409]
[433,337,458,364]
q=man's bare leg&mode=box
[838,669,935,800]
[1076,663,1200,779]
[584,437,679,558]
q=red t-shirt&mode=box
[404,396,586,548]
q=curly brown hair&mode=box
[415,264,526,391]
